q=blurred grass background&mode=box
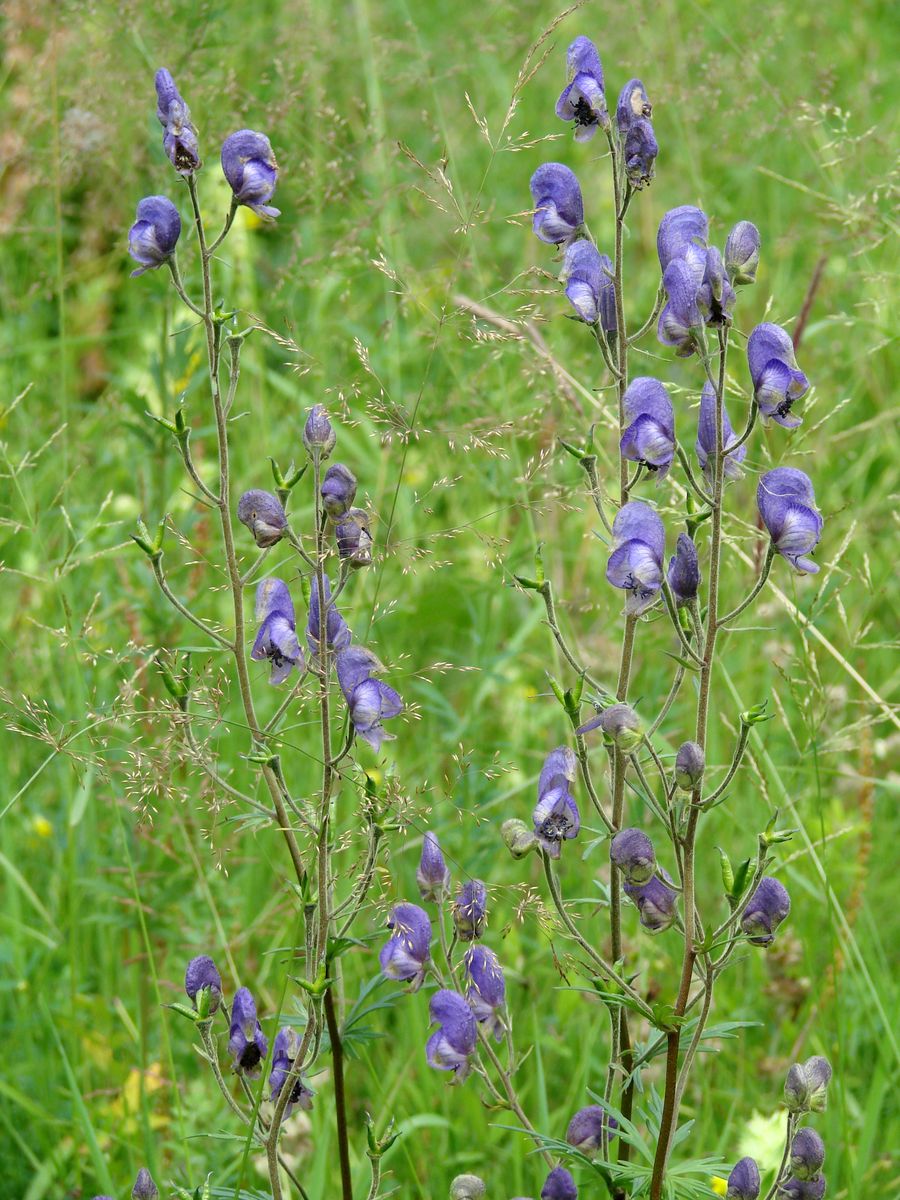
[1,0,898,1196]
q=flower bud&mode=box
[565,1104,618,1154]
[321,463,357,519]
[777,1178,826,1199]
[624,871,678,933]
[541,1166,578,1200]
[154,69,200,175]
[184,954,222,1016]
[128,196,181,277]
[675,741,705,791]
[583,703,642,751]
[610,828,656,884]
[725,220,761,285]
[741,877,791,947]
[725,1157,760,1200]
[237,489,287,548]
[784,1056,832,1114]
[417,831,451,902]
[132,1169,159,1200]
[452,880,487,941]
[335,508,374,568]
[221,129,280,218]
[303,405,337,459]
[502,818,538,860]
[667,534,700,605]
[450,1176,486,1200]
[789,1128,825,1181]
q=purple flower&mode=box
[667,533,700,605]
[128,196,181,277]
[533,745,580,859]
[336,645,403,750]
[303,404,337,459]
[228,986,268,1077]
[695,381,747,484]
[452,880,487,941]
[132,1168,158,1200]
[335,508,374,568]
[623,118,658,189]
[530,163,585,245]
[321,463,357,519]
[741,876,791,947]
[785,1056,832,1114]
[379,902,432,989]
[725,220,761,285]
[252,578,302,685]
[610,828,656,884]
[237,489,287,548]
[184,954,222,1016]
[426,989,477,1081]
[565,1105,618,1153]
[616,78,652,135]
[605,501,665,615]
[624,870,678,933]
[747,323,809,428]
[417,831,451,902]
[674,741,704,791]
[757,467,823,574]
[656,208,734,353]
[777,1178,826,1200]
[541,1166,578,1200]
[657,206,709,273]
[726,1157,761,1200]
[306,576,352,657]
[657,247,706,355]
[561,240,616,330]
[154,68,200,175]
[464,944,506,1039]
[221,130,280,219]
[620,377,675,479]
[696,245,736,328]
[790,1128,826,1181]
[556,36,607,140]
[577,703,643,751]
[269,1026,314,1117]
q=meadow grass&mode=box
[1,0,898,1197]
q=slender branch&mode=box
[675,444,714,506]
[661,582,705,666]
[208,196,239,256]
[167,254,205,318]
[626,285,665,346]
[324,987,354,1200]
[719,544,775,625]
[728,397,759,454]
[763,1113,798,1200]
[151,556,231,648]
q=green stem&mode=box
[719,544,775,625]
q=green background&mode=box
[1,0,897,1196]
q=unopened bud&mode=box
[303,404,336,459]
[501,818,538,860]
[675,741,705,791]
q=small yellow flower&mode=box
[710,1178,728,1198]
[31,815,53,839]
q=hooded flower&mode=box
[747,323,809,428]
[132,1168,159,1200]
[417,831,451,902]
[725,1157,760,1200]
[619,377,675,479]
[741,876,791,947]
[128,196,181,277]
[725,220,761,285]
[228,987,268,1077]
[757,468,823,574]
[565,1105,618,1154]
[657,205,709,273]
[561,240,616,331]
[784,1056,832,1114]
[154,68,200,174]
[221,129,280,218]
[251,578,302,685]
[452,880,488,941]
[306,576,352,657]
[577,703,643,751]
[321,463,357,519]
[532,745,580,859]
[237,489,287,548]
[556,36,608,140]
[379,902,432,990]
[624,870,678,933]
[336,645,403,750]
[184,954,222,1015]
[530,163,585,245]
[667,533,700,604]
[657,207,735,353]
[616,78,652,134]
[269,1026,314,1117]
[777,1179,826,1200]
[610,828,656,884]
[464,944,506,1040]
[426,989,477,1081]
[605,502,665,615]
[335,508,374,568]
[303,404,336,459]
[542,1166,578,1200]
[674,741,705,791]
[790,1129,826,1181]
[695,381,747,483]
[697,245,736,328]
[623,118,658,189]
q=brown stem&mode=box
[325,987,354,1200]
